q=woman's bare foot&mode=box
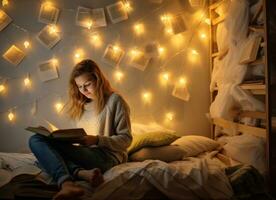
[53,181,84,200]
[77,168,104,187]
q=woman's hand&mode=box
[80,135,99,146]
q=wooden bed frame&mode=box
[208,0,276,196]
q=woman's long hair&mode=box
[67,59,115,120]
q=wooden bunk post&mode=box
[265,0,276,196]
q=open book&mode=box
[25,120,87,141]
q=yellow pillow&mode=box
[127,131,180,154]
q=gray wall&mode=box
[0,0,210,152]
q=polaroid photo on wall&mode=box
[102,44,125,67]
[171,15,187,35]
[129,50,150,71]
[91,8,106,27]
[0,9,12,31]
[106,1,128,24]
[2,45,25,66]
[37,25,61,49]
[38,60,59,82]
[76,6,92,28]
[38,2,60,24]
[172,84,190,101]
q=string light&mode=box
[90,32,102,47]
[114,70,124,82]
[199,32,207,39]
[52,58,58,66]
[23,41,30,49]
[0,84,6,93]
[204,18,211,25]
[165,112,174,121]
[123,1,132,12]
[48,25,58,34]
[133,23,144,35]
[191,49,199,55]
[159,72,170,86]
[8,110,15,121]
[24,74,31,87]
[158,46,165,56]
[141,91,152,104]
[43,2,54,11]
[55,102,64,113]
[86,20,93,29]
[2,0,8,7]
[178,77,187,86]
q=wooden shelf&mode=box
[249,25,265,34]
[212,117,266,138]
[213,84,266,95]
[248,57,264,66]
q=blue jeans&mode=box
[29,134,118,187]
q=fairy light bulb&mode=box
[123,1,132,12]
[162,72,169,81]
[178,77,187,86]
[0,84,5,93]
[204,18,211,25]
[24,76,31,87]
[74,49,84,62]
[200,32,207,39]
[158,46,165,55]
[55,102,63,113]
[142,91,152,104]
[49,25,58,34]
[130,49,140,58]
[2,0,8,7]
[191,49,199,55]
[90,32,102,47]
[8,111,15,121]
[133,23,144,35]
[52,58,58,65]
[44,2,53,11]
[114,70,124,82]
[165,112,174,121]
[86,20,93,29]
[24,41,30,49]
[160,14,172,23]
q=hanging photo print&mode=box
[129,49,150,71]
[38,2,60,24]
[106,1,128,24]
[102,44,125,67]
[2,45,25,66]
[38,59,59,82]
[0,9,12,31]
[37,25,61,49]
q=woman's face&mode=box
[75,73,96,100]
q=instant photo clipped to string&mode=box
[172,79,190,102]
[38,2,60,24]
[38,59,59,82]
[0,9,12,31]
[76,6,92,28]
[106,1,128,24]
[37,25,61,49]
[102,44,125,67]
[129,49,150,71]
[91,8,106,28]
[2,45,25,66]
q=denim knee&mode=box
[28,134,46,151]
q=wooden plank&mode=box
[249,25,265,34]
[240,84,266,90]
[212,117,266,138]
[248,57,264,66]
[212,16,225,25]
[209,0,225,10]
[239,111,266,119]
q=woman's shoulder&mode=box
[107,92,124,105]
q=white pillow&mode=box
[222,133,266,174]
[129,145,184,162]
[132,122,175,134]
[171,135,220,157]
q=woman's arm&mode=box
[97,95,132,152]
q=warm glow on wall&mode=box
[204,18,211,25]
[133,23,144,35]
[74,49,84,63]
[24,41,30,49]
[86,20,93,29]
[142,91,152,104]
[178,77,187,86]
[52,58,58,66]
[199,32,207,39]
[8,111,15,121]
[158,46,165,56]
